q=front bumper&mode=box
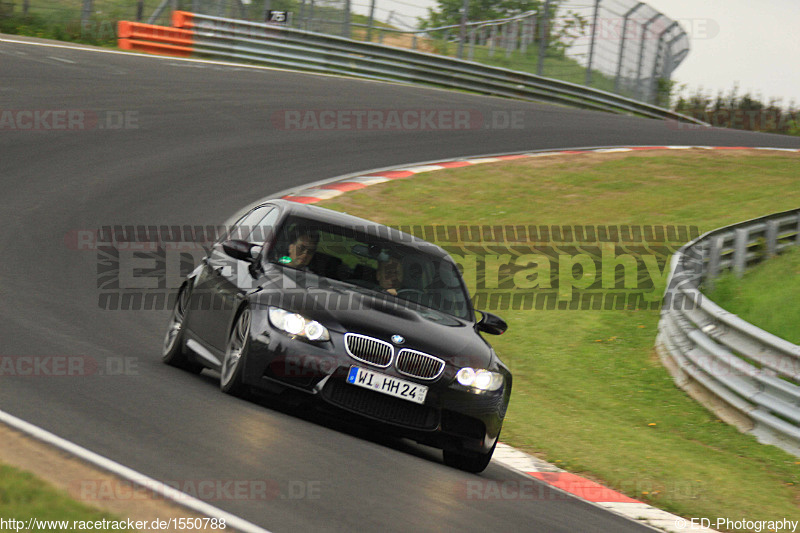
[241,326,509,454]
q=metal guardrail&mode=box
[656,208,800,456]
[120,11,705,124]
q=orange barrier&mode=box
[118,39,193,58]
[117,20,194,58]
[171,11,195,29]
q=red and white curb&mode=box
[280,145,800,204]
[492,444,716,533]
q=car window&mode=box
[269,216,471,319]
[225,205,275,243]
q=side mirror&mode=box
[222,240,262,263]
[476,310,507,335]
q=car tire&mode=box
[443,438,497,473]
[162,285,203,374]
[220,306,251,398]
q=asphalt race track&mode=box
[2,36,800,533]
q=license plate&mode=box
[346,366,428,405]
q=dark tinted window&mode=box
[270,216,471,319]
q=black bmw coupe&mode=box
[163,199,511,472]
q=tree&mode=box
[420,0,547,29]
[419,0,586,58]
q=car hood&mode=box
[252,268,493,367]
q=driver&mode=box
[286,228,318,270]
[376,256,403,296]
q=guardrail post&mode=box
[733,227,750,278]
[796,214,800,246]
[706,235,724,288]
[766,220,779,257]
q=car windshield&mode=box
[268,216,472,319]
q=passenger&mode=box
[376,256,403,296]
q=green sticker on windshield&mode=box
[279,256,292,264]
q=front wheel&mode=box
[162,285,203,374]
[443,438,497,474]
[220,307,251,398]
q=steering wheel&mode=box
[396,288,425,297]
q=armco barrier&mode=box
[114,11,705,125]
[656,208,800,456]
[117,21,193,57]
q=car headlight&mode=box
[268,307,330,341]
[455,367,504,391]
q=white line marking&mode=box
[48,56,75,64]
[0,409,273,533]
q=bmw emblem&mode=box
[391,334,405,345]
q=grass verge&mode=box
[319,149,800,528]
[707,246,800,344]
[0,463,129,529]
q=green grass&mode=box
[320,150,800,527]
[707,247,800,344]
[0,464,130,530]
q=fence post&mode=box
[468,26,476,61]
[537,0,551,76]
[615,2,645,94]
[636,13,662,101]
[585,0,601,86]
[457,0,469,59]
[505,20,516,58]
[81,0,93,29]
[261,0,270,23]
[366,0,375,41]
[649,21,678,103]
[342,0,351,38]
